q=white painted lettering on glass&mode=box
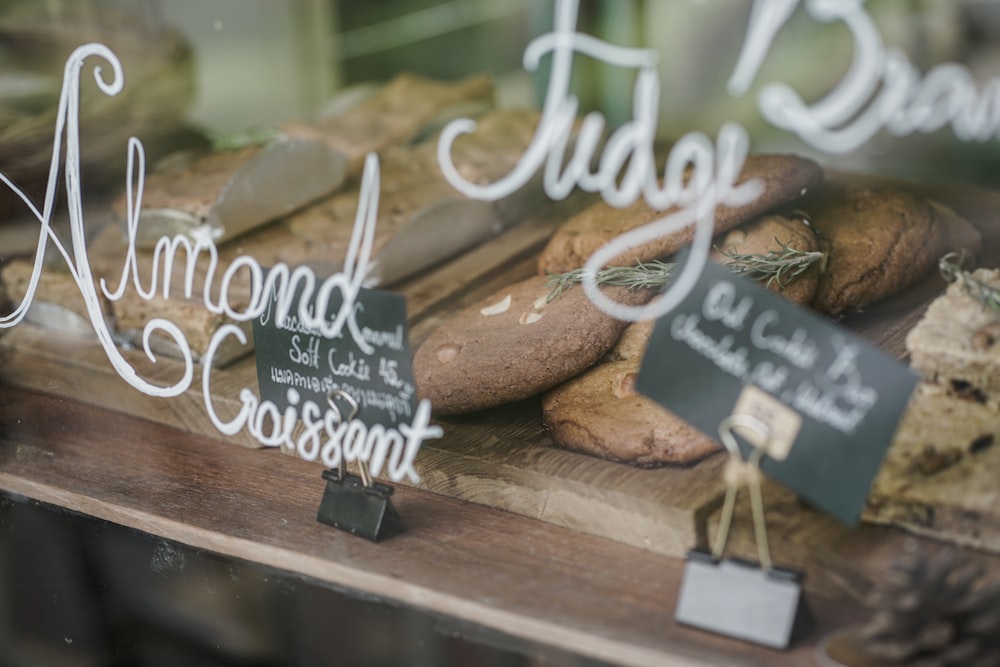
[437,0,762,322]
[730,0,1000,152]
[0,44,440,482]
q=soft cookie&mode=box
[805,183,948,318]
[711,212,823,306]
[542,354,719,466]
[413,274,653,414]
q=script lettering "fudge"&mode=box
[437,0,762,324]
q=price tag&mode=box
[731,384,802,461]
[636,260,918,524]
[252,284,417,431]
[252,279,426,542]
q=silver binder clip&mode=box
[674,414,811,649]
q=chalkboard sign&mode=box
[637,260,918,525]
[252,282,417,431]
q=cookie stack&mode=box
[415,154,822,465]
[413,159,988,468]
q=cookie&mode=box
[806,183,948,318]
[542,358,719,466]
[537,154,823,275]
[604,319,656,362]
[900,182,1000,256]
[906,267,1000,397]
[413,274,653,414]
[710,213,822,306]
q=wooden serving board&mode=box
[2,186,998,561]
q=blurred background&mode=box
[2,0,1000,194]
[2,1,1000,665]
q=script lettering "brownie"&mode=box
[731,0,1000,152]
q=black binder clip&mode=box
[674,414,811,649]
[316,466,405,542]
[315,390,405,543]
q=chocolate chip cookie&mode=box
[807,183,948,318]
[542,353,720,466]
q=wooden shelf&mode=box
[3,179,998,665]
[0,387,864,667]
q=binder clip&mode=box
[674,414,811,649]
[315,390,405,542]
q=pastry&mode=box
[864,271,1000,551]
[906,267,1000,397]
[89,108,545,364]
[288,109,545,287]
[537,153,823,275]
[865,382,1000,552]
[117,141,348,248]
[88,215,313,366]
[281,73,493,173]
[0,258,101,335]
[412,274,654,414]
[115,73,495,246]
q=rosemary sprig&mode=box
[211,127,283,152]
[939,252,1000,316]
[720,240,826,289]
[544,242,826,301]
[545,260,675,302]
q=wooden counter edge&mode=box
[0,388,858,667]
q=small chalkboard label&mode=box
[253,283,416,431]
[636,260,918,524]
[251,275,436,541]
